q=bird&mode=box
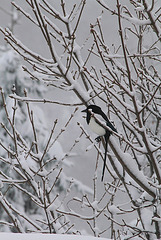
[82,105,117,181]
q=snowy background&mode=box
[0,233,109,240]
[0,0,160,239]
[0,0,104,194]
[0,1,116,238]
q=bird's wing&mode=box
[101,111,117,133]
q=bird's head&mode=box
[81,105,102,114]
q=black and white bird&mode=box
[82,105,117,181]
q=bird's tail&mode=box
[101,132,110,181]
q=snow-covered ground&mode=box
[0,233,109,240]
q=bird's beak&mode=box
[81,109,87,113]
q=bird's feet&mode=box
[95,136,101,143]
